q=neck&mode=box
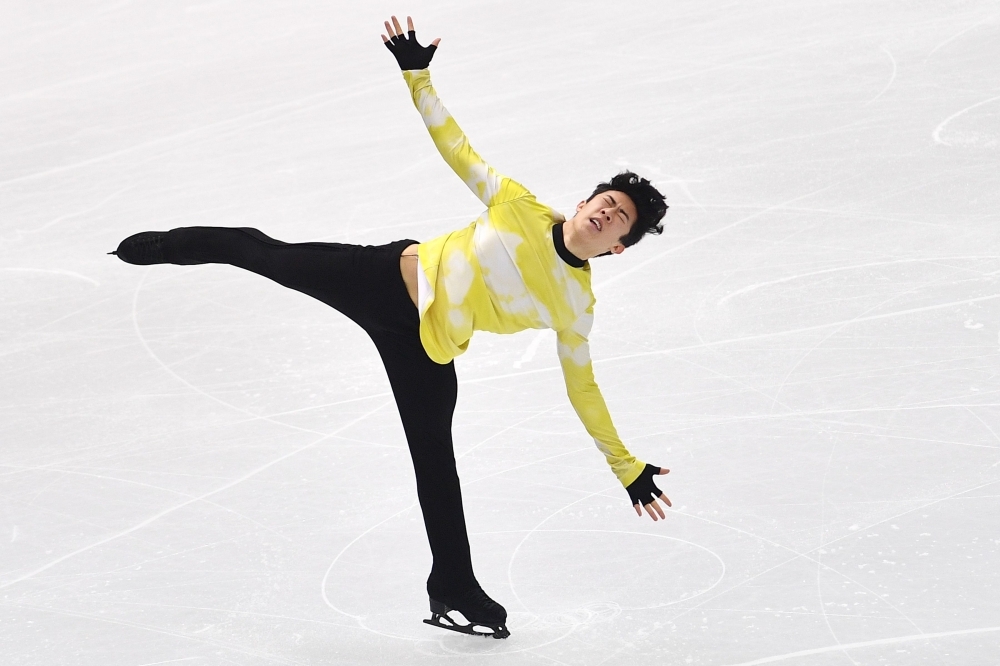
[562,222,595,261]
[552,222,586,268]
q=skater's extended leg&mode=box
[121,226,414,329]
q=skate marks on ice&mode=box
[864,44,897,106]
[715,255,1000,307]
[127,267,379,437]
[319,499,425,641]
[932,94,1000,148]
[483,486,727,642]
[0,270,396,592]
[0,266,101,287]
[0,397,388,593]
[925,12,999,61]
[1,185,133,243]
[636,475,1000,664]
[720,625,1000,666]
[508,526,726,613]
[6,600,326,666]
[0,76,394,190]
[595,291,1000,368]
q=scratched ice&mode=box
[2,1,999,665]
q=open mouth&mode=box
[590,217,602,231]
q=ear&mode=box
[576,200,587,213]
[610,244,626,255]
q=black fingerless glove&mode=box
[626,463,664,506]
[384,30,438,71]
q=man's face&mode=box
[567,189,638,258]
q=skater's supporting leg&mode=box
[372,327,479,595]
[357,253,505,628]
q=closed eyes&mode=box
[606,195,630,224]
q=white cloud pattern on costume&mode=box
[444,250,474,305]
[416,89,450,128]
[571,312,594,338]
[557,338,591,367]
[466,161,502,205]
[475,220,552,326]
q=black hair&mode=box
[588,171,668,249]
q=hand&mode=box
[625,463,671,521]
[381,15,441,71]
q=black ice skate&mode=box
[109,231,169,265]
[423,586,510,639]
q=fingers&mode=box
[658,467,670,475]
[636,498,670,520]
[407,15,440,44]
[383,16,438,46]
[383,17,403,41]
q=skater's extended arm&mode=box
[383,16,524,207]
[557,311,671,520]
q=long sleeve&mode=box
[556,308,646,488]
[402,69,525,207]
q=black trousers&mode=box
[165,226,476,596]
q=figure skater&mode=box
[111,15,670,639]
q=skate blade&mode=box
[423,612,510,639]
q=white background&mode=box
[2,1,999,664]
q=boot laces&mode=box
[465,585,501,612]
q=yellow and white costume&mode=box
[404,69,646,487]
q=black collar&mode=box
[552,223,586,268]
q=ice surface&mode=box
[2,1,999,664]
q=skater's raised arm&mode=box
[557,309,671,521]
[382,15,524,207]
